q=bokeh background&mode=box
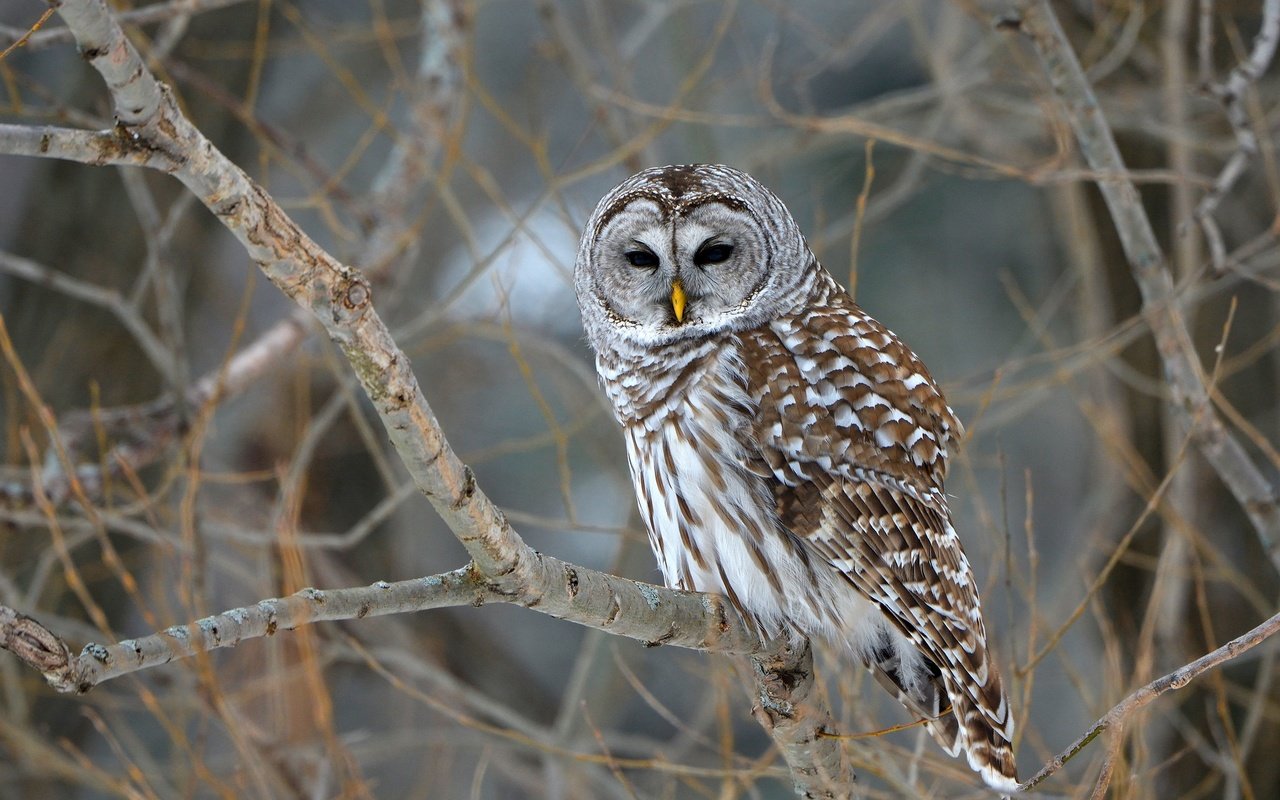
[1,1,1278,797]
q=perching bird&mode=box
[573,164,1017,792]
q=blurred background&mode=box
[1,1,1278,797]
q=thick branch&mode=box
[1013,0,1280,573]
[752,643,854,799]
[0,123,164,167]
[0,556,763,694]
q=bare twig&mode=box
[0,249,175,383]
[361,0,465,277]
[0,6,57,60]
[0,0,252,52]
[0,313,308,508]
[1020,608,1280,790]
[1012,0,1280,575]
[0,554,767,694]
[1192,0,1280,272]
[118,168,192,413]
[1198,0,1216,86]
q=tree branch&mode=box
[1011,0,1280,574]
[0,0,251,52]
[0,303,307,509]
[0,554,768,694]
[1193,0,1280,271]
[751,643,853,799]
[0,1,847,793]
[0,123,165,168]
[1020,608,1280,790]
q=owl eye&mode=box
[694,242,734,266]
[624,249,659,268]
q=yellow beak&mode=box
[671,279,686,323]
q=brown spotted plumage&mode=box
[574,164,1017,792]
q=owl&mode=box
[574,164,1018,792]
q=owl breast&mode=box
[607,336,874,641]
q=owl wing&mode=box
[741,299,1018,789]
[774,474,1016,783]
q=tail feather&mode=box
[864,629,1018,793]
[948,685,1019,793]
[865,639,962,756]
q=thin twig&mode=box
[0,6,57,60]
[1192,0,1280,272]
[1019,608,1280,790]
[0,0,251,51]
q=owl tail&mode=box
[864,631,1019,794]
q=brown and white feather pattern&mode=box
[742,272,1016,788]
[576,164,1018,793]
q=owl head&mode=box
[574,164,815,350]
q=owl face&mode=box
[575,164,812,348]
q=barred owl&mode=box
[574,164,1018,792]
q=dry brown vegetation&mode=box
[1,1,1278,798]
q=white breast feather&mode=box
[624,345,877,643]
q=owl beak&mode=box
[670,279,687,323]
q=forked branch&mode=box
[0,1,847,795]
